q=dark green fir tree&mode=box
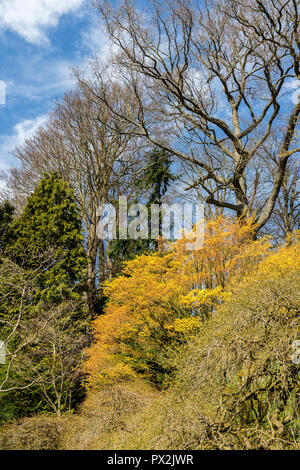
[5,172,87,303]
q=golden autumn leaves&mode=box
[84,216,299,387]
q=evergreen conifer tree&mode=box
[5,173,87,302]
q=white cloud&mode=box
[0,0,85,45]
[286,79,300,90]
[13,114,48,143]
[0,114,48,171]
[9,58,77,101]
[81,22,110,56]
[79,20,121,71]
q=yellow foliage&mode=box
[165,317,201,333]
[84,216,273,387]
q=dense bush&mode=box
[61,383,157,450]
[105,237,300,450]
[85,217,271,387]
[0,416,63,450]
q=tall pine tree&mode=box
[137,148,176,205]
[5,173,87,303]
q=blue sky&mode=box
[0,0,109,176]
[0,0,298,183]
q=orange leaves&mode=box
[254,231,300,281]
[84,216,273,387]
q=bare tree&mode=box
[6,78,145,316]
[271,160,299,240]
[93,0,299,232]
[18,303,87,416]
[0,255,88,416]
